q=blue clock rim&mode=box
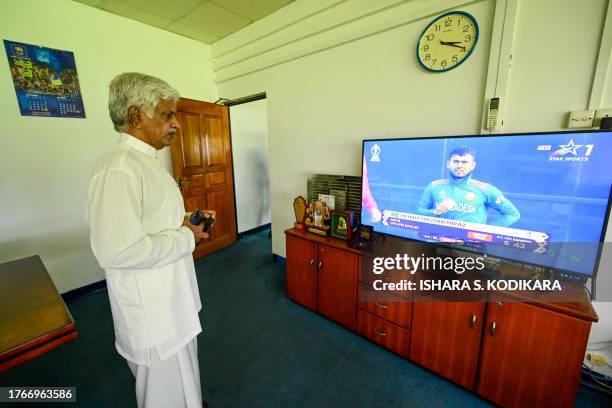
[415,10,480,73]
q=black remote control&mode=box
[190,210,215,232]
[202,214,215,232]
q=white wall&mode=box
[215,0,497,256]
[0,0,217,292]
[503,0,608,131]
[213,0,612,343]
[230,99,271,233]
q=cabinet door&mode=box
[477,299,591,408]
[285,235,317,311]
[317,244,358,330]
[410,301,484,389]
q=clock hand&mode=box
[439,40,466,50]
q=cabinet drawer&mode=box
[358,286,412,329]
[357,310,410,358]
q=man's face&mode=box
[140,99,180,150]
[447,154,476,179]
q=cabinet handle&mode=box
[490,321,496,336]
[375,302,388,309]
[308,259,314,267]
[318,261,323,270]
[495,301,502,308]
[374,329,387,336]
[470,314,477,329]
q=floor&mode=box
[1,229,610,407]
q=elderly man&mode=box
[86,72,211,408]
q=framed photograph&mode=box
[305,200,331,236]
[318,194,335,210]
[331,210,356,240]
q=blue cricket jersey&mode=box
[417,175,520,227]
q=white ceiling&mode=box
[74,0,295,44]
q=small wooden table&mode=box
[0,255,77,372]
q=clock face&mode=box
[416,11,479,72]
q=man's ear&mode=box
[128,106,142,128]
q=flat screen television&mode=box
[361,130,612,279]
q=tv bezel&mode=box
[361,129,612,280]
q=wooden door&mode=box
[410,300,485,389]
[171,98,237,259]
[477,299,591,408]
[317,244,358,330]
[286,235,317,311]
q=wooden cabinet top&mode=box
[492,285,598,322]
[285,227,362,255]
[285,228,598,322]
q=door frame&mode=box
[220,92,268,237]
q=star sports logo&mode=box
[544,139,594,162]
[551,139,584,156]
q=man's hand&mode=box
[434,198,455,215]
[201,209,216,219]
[183,215,209,244]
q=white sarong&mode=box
[127,338,202,408]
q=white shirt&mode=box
[86,133,202,366]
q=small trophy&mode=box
[293,196,307,229]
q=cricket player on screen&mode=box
[417,146,520,227]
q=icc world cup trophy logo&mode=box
[370,144,381,162]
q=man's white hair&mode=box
[108,72,179,132]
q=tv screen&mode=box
[362,131,612,278]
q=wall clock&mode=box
[416,11,479,72]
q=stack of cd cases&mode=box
[306,174,362,214]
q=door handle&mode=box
[490,321,496,336]
[318,261,323,270]
[470,314,477,329]
[176,178,191,191]
[309,259,315,267]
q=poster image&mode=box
[4,40,85,118]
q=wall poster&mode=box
[3,40,85,118]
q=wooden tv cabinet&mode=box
[284,228,597,408]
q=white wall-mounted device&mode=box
[486,97,501,130]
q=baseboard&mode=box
[62,224,274,302]
[272,254,286,265]
[62,279,107,302]
[237,223,271,239]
